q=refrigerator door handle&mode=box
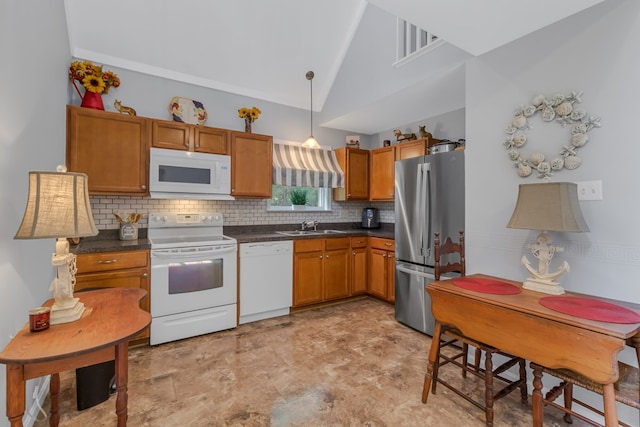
[416,163,425,258]
[421,162,432,260]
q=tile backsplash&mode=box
[91,196,395,230]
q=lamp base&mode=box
[522,278,565,295]
[50,298,85,325]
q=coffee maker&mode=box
[361,207,380,229]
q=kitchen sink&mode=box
[275,229,347,236]
[275,230,318,236]
[317,229,346,234]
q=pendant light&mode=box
[302,70,320,149]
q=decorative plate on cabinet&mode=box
[167,97,208,125]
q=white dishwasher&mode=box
[239,240,293,324]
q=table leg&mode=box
[114,342,129,427]
[602,383,618,427]
[6,364,25,427]
[49,373,60,427]
[421,321,442,403]
[531,364,543,427]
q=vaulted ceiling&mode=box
[64,0,606,134]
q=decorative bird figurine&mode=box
[419,125,433,139]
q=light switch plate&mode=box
[576,180,602,201]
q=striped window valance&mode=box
[272,144,345,188]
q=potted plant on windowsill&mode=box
[289,188,308,210]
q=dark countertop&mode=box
[225,222,394,243]
[70,223,394,253]
[70,229,151,254]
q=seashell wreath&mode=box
[504,91,601,180]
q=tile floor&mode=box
[33,297,582,426]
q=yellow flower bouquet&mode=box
[69,60,120,94]
[238,106,261,132]
[238,106,261,121]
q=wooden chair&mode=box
[422,231,528,426]
[530,338,639,427]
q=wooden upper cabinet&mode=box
[151,119,229,154]
[66,105,149,195]
[333,147,369,201]
[396,137,441,160]
[369,146,396,201]
[230,131,273,198]
[194,126,229,154]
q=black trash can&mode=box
[76,360,115,410]
[75,287,116,410]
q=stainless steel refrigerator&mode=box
[394,150,464,335]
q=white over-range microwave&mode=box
[149,147,234,200]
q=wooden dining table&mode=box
[0,288,151,427]
[423,274,640,427]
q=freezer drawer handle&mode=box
[396,264,433,279]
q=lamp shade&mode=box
[14,170,98,239]
[507,182,589,232]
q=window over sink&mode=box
[267,185,331,212]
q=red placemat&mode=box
[452,277,521,295]
[539,296,640,324]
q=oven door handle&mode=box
[152,246,236,259]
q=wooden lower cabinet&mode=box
[74,249,150,346]
[293,240,324,307]
[324,238,350,300]
[293,238,350,308]
[368,237,395,303]
[350,237,368,295]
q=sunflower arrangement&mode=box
[69,60,120,94]
[237,106,262,122]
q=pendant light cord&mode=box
[306,71,314,137]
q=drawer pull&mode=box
[98,259,118,264]
[384,242,392,247]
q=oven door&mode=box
[150,244,237,318]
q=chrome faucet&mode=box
[301,220,319,231]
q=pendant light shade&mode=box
[301,70,320,149]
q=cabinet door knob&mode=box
[184,142,189,148]
[319,255,323,259]
[141,185,147,190]
[326,255,330,259]
[142,273,148,278]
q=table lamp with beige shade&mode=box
[14,165,98,324]
[507,182,589,295]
